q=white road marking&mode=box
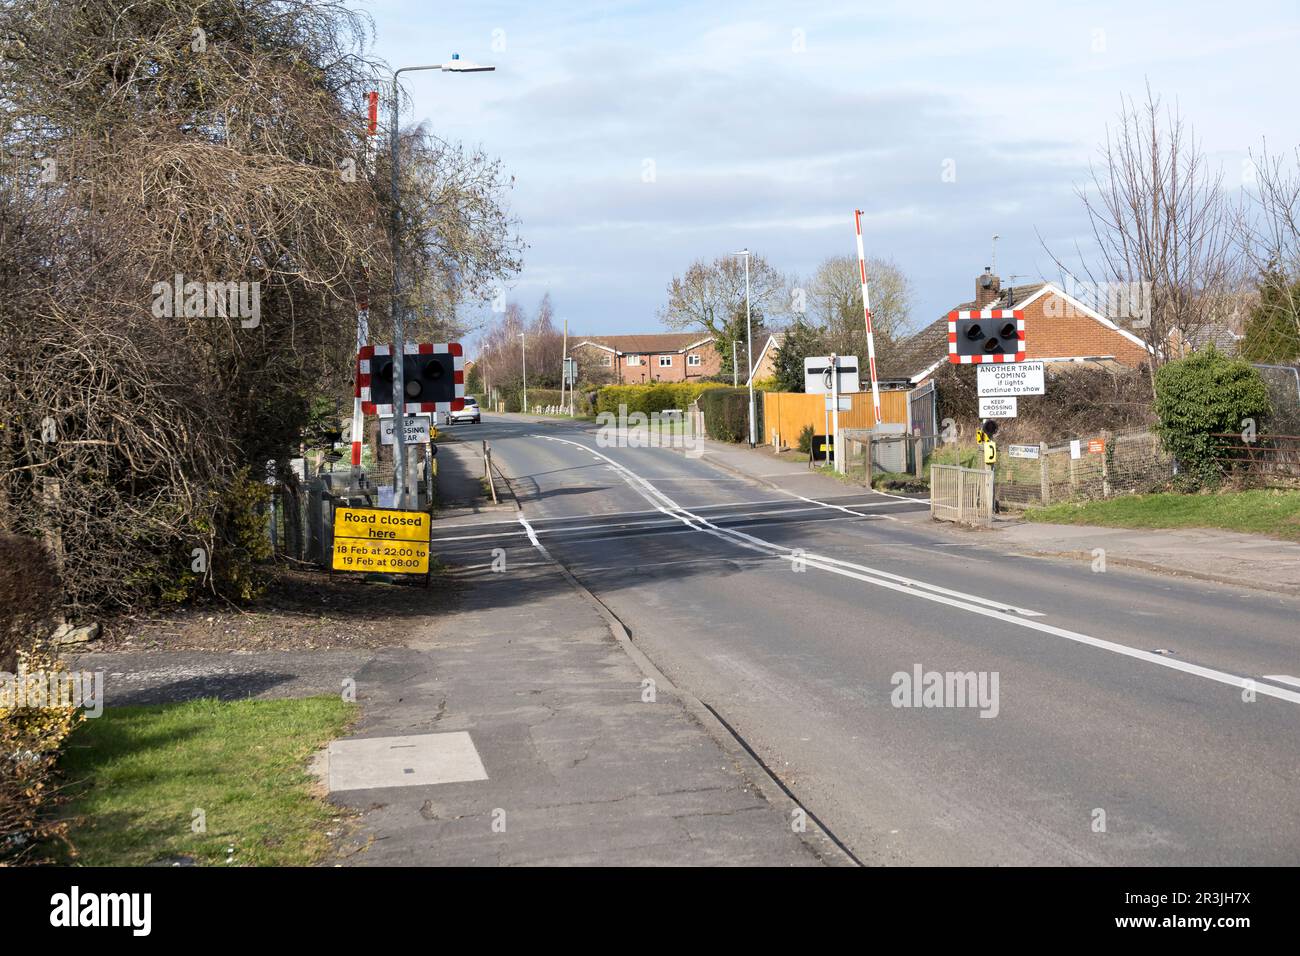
[1261,675,1300,689]
[533,434,1300,708]
[538,435,1042,618]
[433,495,909,532]
[517,512,549,556]
[433,529,529,542]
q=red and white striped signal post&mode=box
[853,210,883,425]
[350,298,370,470]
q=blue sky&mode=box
[364,0,1300,342]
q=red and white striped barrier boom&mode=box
[853,209,882,425]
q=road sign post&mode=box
[359,341,464,510]
[831,353,841,472]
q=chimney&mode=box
[975,267,1001,309]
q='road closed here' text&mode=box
[335,507,429,541]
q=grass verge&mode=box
[59,696,356,866]
[1024,489,1300,541]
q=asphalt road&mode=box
[436,414,1300,865]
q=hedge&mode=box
[698,387,761,443]
[594,382,725,417]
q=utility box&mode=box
[871,422,908,474]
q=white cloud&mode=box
[375,0,1300,337]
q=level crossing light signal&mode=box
[358,343,465,415]
[948,310,1025,364]
[966,320,1018,353]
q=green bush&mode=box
[698,387,759,443]
[1154,347,1272,487]
[209,469,273,603]
[2,646,84,864]
[797,424,813,455]
[595,382,724,417]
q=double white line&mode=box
[531,435,1300,708]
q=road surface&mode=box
[434,414,1300,865]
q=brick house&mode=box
[880,270,1154,384]
[570,333,721,384]
[746,332,785,386]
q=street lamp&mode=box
[389,54,494,509]
[734,249,755,446]
[519,332,528,413]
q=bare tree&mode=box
[805,254,913,357]
[475,295,565,392]
[0,0,521,611]
[1049,86,1241,383]
[1239,142,1300,360]
[659,252,790,340]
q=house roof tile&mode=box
[575,333,710,354]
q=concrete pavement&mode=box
[995,521,1300,596]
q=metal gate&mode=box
[930,464,993,527]
[908,380,938,461]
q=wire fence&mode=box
[1212,433,1300,483]
[992,428,1173,508]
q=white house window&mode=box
[600,353,612,366]
[687,353,701,367]
[658,355,673,367]
[626,354,642,366]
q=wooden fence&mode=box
[761,389,909,449]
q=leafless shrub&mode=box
[935,362,1156,446]
[0,0,520,612]
[1044,86,1243,383]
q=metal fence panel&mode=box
[930,464,992,527]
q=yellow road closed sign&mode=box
[332,507,430,574]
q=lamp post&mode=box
[389,54,494,509]
[519,332,528,413]
[734,249,755,446]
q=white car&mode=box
[448,397,481,424]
